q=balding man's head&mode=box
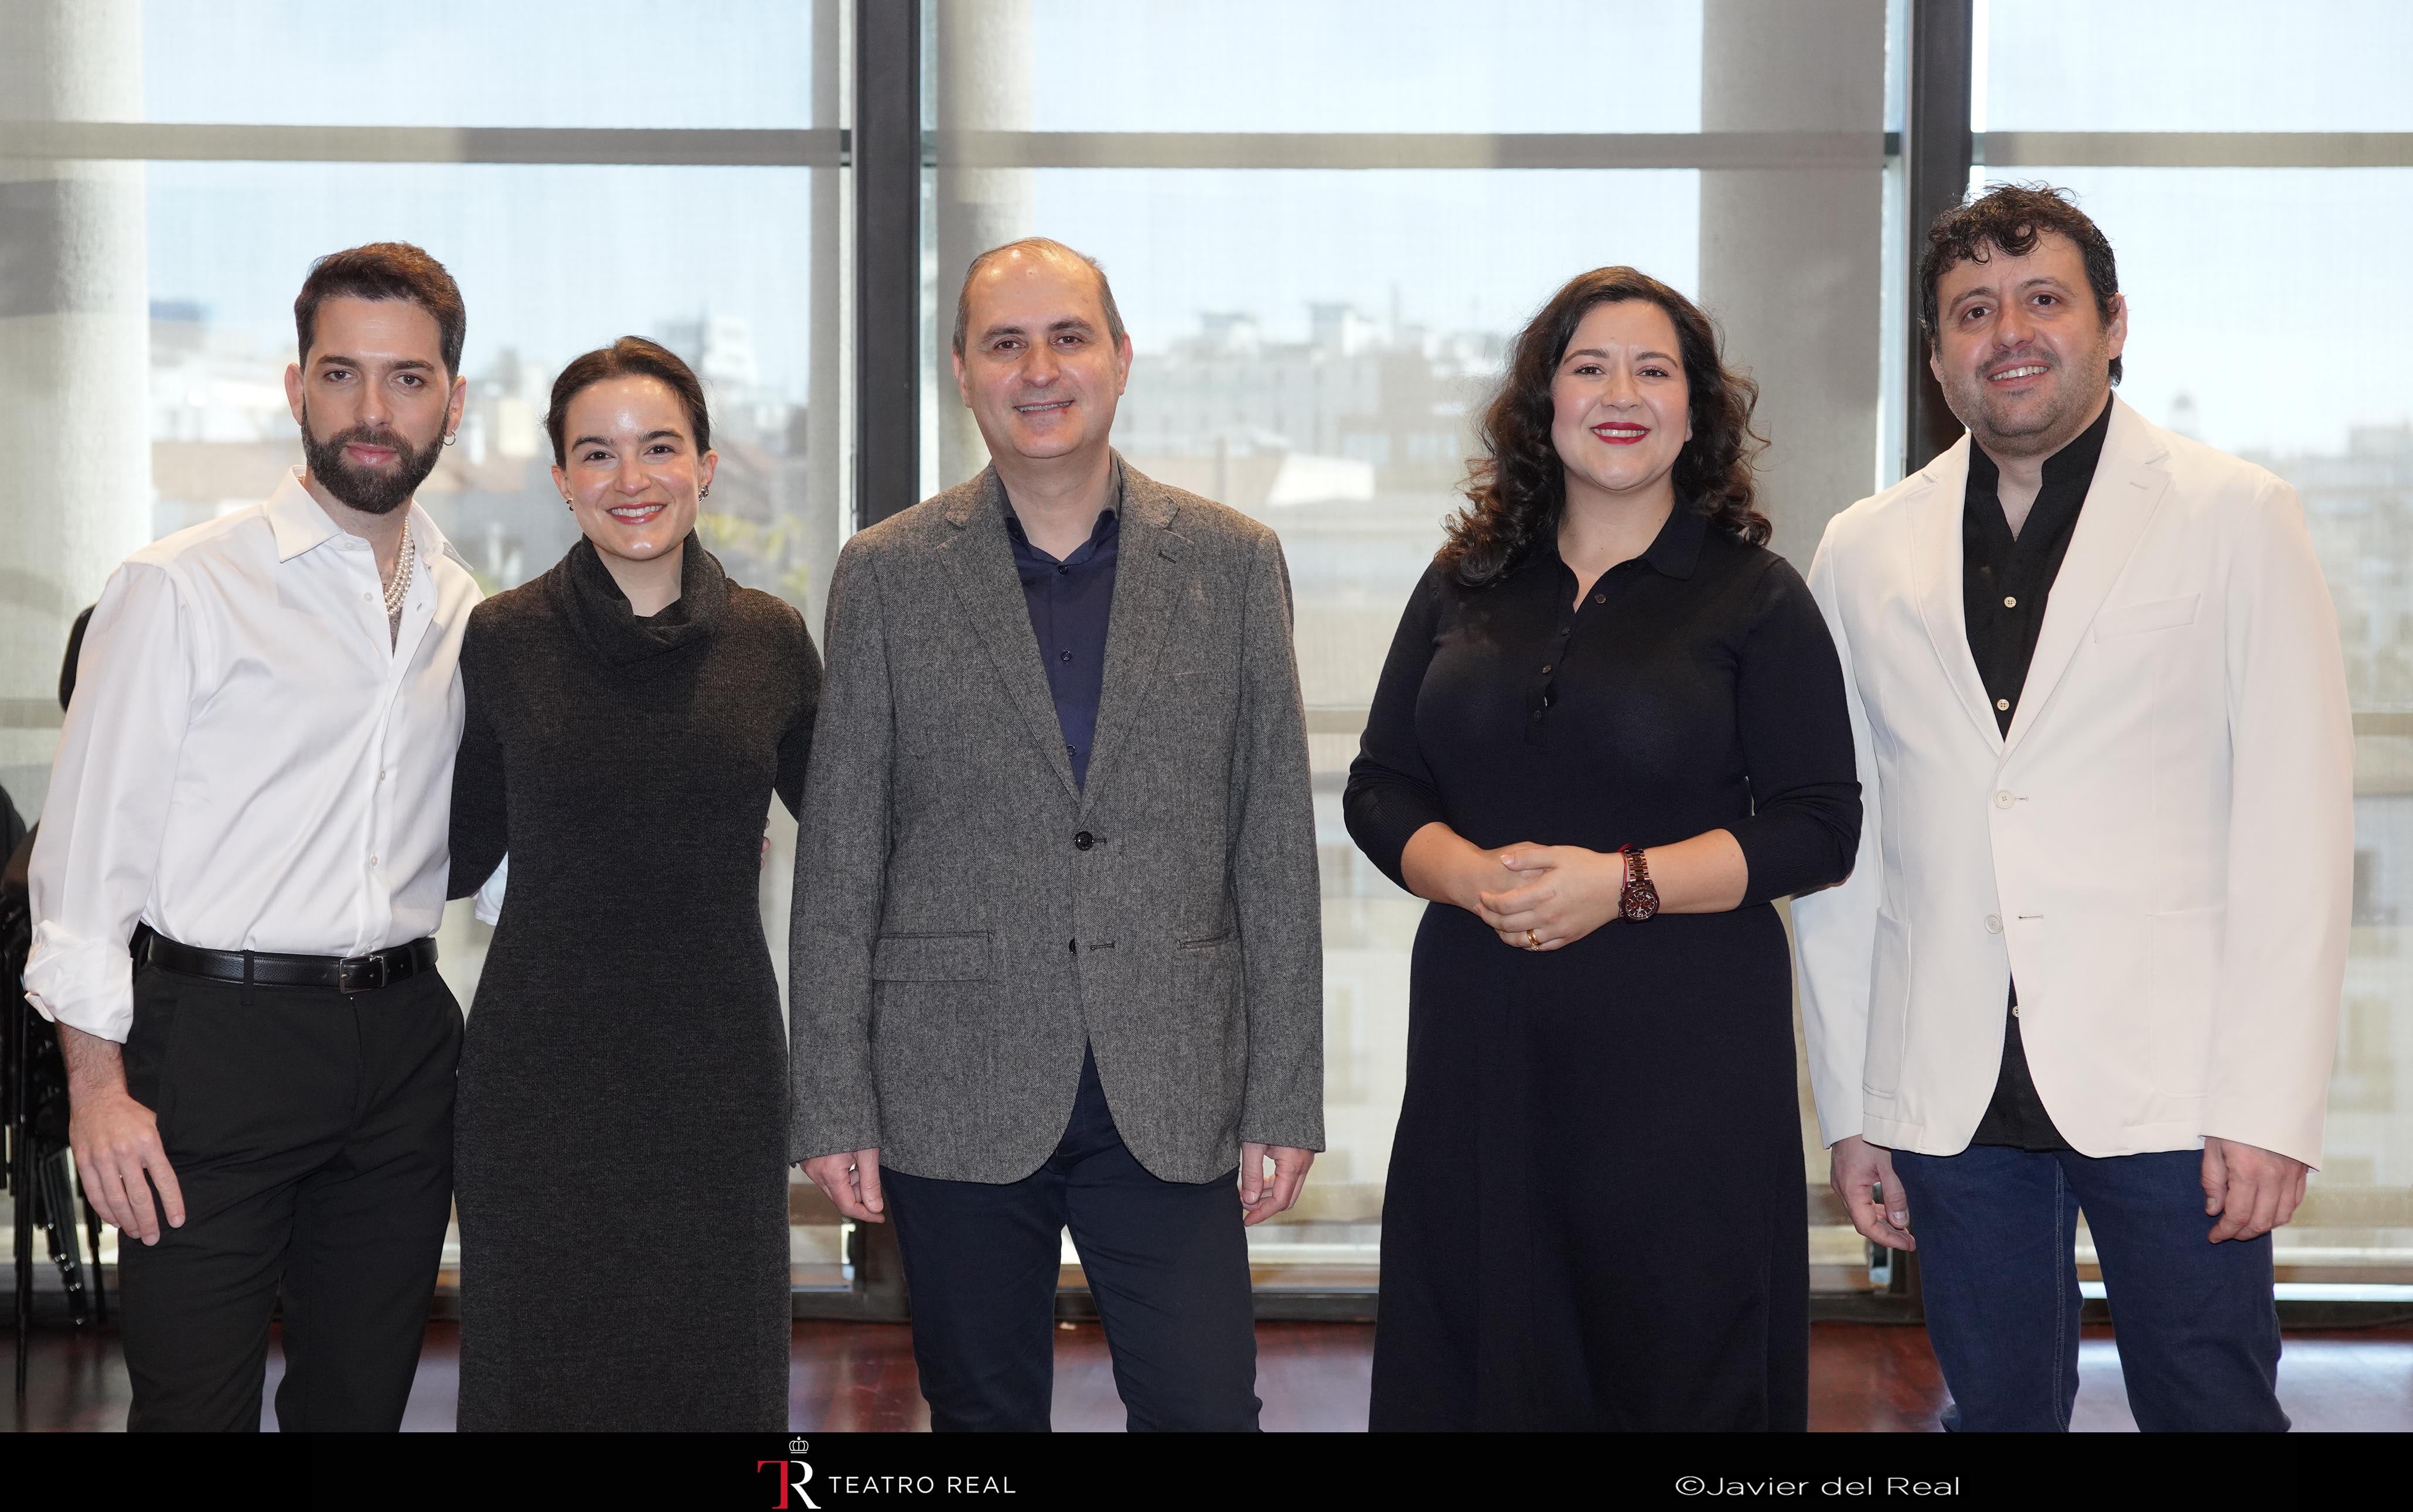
[952,238,1127,357]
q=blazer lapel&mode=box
[2002,398,2172,757]
[1079,458,1187,815]
[937,468,1082,803]
[1908,438,2007,755]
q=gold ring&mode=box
[1525,930,1541,950]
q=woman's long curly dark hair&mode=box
[1440,267,1768,585]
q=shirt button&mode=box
[1593,593,1606,605]
[1985,914,2003,934]
[1540,665,1553,675]
[369,855,379,867]
[1995,790,2015,809]
[1996,698,2011,712]
[2012,1005,2023,1018]
[2003,596,2017,609]
[1059,649,1072,663]
[1073,831,1094,851]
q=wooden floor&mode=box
[9,1319,2412,1431]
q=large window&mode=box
[1,0,850,1289]
[11,0,2404,1318]
[923,0,1896,1294]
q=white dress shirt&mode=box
[25,467,481,1043]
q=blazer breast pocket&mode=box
[870,931,996,982]
[2092,593,2200,642]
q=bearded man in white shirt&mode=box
[25,243,482,1432]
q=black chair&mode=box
[6,800,108,1402]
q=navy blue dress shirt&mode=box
[1003,500,1119,789]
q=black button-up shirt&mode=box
[1004,497,1120,790]
[1962,394,2113,1151]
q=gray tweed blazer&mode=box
[788,456,1324,1184]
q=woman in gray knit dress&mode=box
[448,337,819,1429]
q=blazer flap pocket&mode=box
[871,931,996,982]
[2092,593,2200,641]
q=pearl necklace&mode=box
[382,520,417,624]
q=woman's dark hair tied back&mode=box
[545,336,713,467]
[1439,267,1767,587]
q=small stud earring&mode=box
[699,484,711,500]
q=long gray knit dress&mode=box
[448,537,819,1431]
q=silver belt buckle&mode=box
[338,953,392,996]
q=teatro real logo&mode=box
[757,1439,822,1509]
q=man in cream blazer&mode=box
[1795,186,2351,1432]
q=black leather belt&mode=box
[134,926,438,997]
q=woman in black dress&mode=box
[448,337,820,1429]
[1346,268,1859,1431]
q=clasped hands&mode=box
[1468,842,1627,953]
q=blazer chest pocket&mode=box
[2092,593,2199,642]
[871,931,996,982]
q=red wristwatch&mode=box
[1618,844,1660,921]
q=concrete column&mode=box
[933,0,1032,492]
[0,0,152,785]
[1696,0,1887,564]
[805,0,845,592]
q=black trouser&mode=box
[881,1047,1261,1432]
[116,960,460,1432]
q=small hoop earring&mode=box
[699,484,711,500]
[442,432,458,448]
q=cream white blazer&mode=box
[1793,398,2352,1168]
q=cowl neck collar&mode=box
[547,534,729,677]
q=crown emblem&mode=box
[788,1436,810,1454]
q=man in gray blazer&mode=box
[790,237,1323,1432]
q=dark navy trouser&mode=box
[881,1047,1261,1432]
[1890,1144,2286,1432]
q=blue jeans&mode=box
[1890,1145,2286,1432]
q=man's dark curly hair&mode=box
[1921,182,2123,385]
[1439,267,1767,586]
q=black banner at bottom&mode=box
[2,1424,2344,1507]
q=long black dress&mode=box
[1344,504,1858,1431]
[448,538,820,1431]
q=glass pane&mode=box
[925,0,1896,1292]
[6,10,845,1276]
[1000,0,1704,134]
[142,160,833,605]
[140,0,816,129]
[1984,165,2413,1277]
[1980,0,2413,132]
[1035,168,1702,1281]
